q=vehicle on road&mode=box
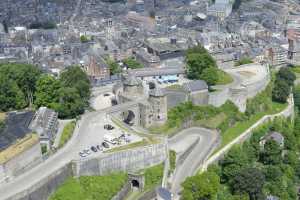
[104,93,110,96]
[96,145,103,151]
[83,148,91,155]
[79,152,87,157]
[102,142,110,148]
[104,124,114,130]
[91,146,98,152]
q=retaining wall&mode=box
[73,143,167,177]
[202,96,294,170]
[6,163,73,200]
[5,142,167,200]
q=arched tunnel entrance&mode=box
[131,179,140,189]
[148,82,156,90]
[122,110,135,126]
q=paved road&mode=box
[0,96,143,200]
[0,110,106,200]
[168,127,219,198]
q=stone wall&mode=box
[202,96,294,170]
[0,141,43,183]
[209,64,270,111]
[73,143,167,177]
[5,142,167,200]
[165,89,188,109]
[6,163,73,200]
[111,182,131,200]
[208,88,230,107]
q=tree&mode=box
[186,53,217,80]
[263,165,283,182]
[56,87,85,119]
[0,63,41,107]
[293,85,300,109]
[277,67,296,87]
[35,74,61,108]
[260,140,282,165]
[182,171,220,200]
[186,45,207,55]
[80,35,89,43]
[123,58,143,69]
[283,151,298,168]
[220,146,249,182]
[107,59,122,75]
[0,74,26,111]
[272,79,290,103]
[60,66,91,102]
[200,67,218,85]
[231,168,265,200]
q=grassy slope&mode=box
[216,69,233,85]
[49,173,128,200]
[59,121,76,148]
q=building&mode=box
[135,48,160,68]
[148,87,168,126]
[0,111,42,183]
[84,55,110,81]
[266,46,287,67]
[29,107,58,150]
[127,67,185,83]
[143,37,188,61]
[114,75,168,128]
[183,80,209,105]
[207,0,233,21]
[259,131,284,148]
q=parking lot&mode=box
[76,113,143,159]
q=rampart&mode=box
[4,142,168,200]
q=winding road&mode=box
[168,127,220,198]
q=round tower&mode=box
[123,75,140,95]
[148,87,167,125]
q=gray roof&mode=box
[183,80,208,92]
[0,111,34,151]
[149,87,165,97]
[264,131,284,144]
[123,75,139,86]
[127,67,185,77]
[156,187,172,200]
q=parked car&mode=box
[79,152,87,158]
[91,146,98,152]
[83,148,91,155]
[104,124,114,130]
[96,145,103,151]
[102,142,110,148]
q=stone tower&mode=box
[148,87,167,126]
[123,75,140,95]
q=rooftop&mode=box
[0,134,39,164]
[183,80,208,92]
[0,111,34,151]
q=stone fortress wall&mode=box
[5,142,168,200]
[209,63,270,111]
[73,142,167,177]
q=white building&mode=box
[207,0,233,21]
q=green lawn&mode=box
[216,69,233,85]
[104,139,150,153]
[169,150,176,173]
[59,121,76,148]
[218,102,286,150]
[196,113,227,129]
[49,173,127,200]
[144,164,164,190]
